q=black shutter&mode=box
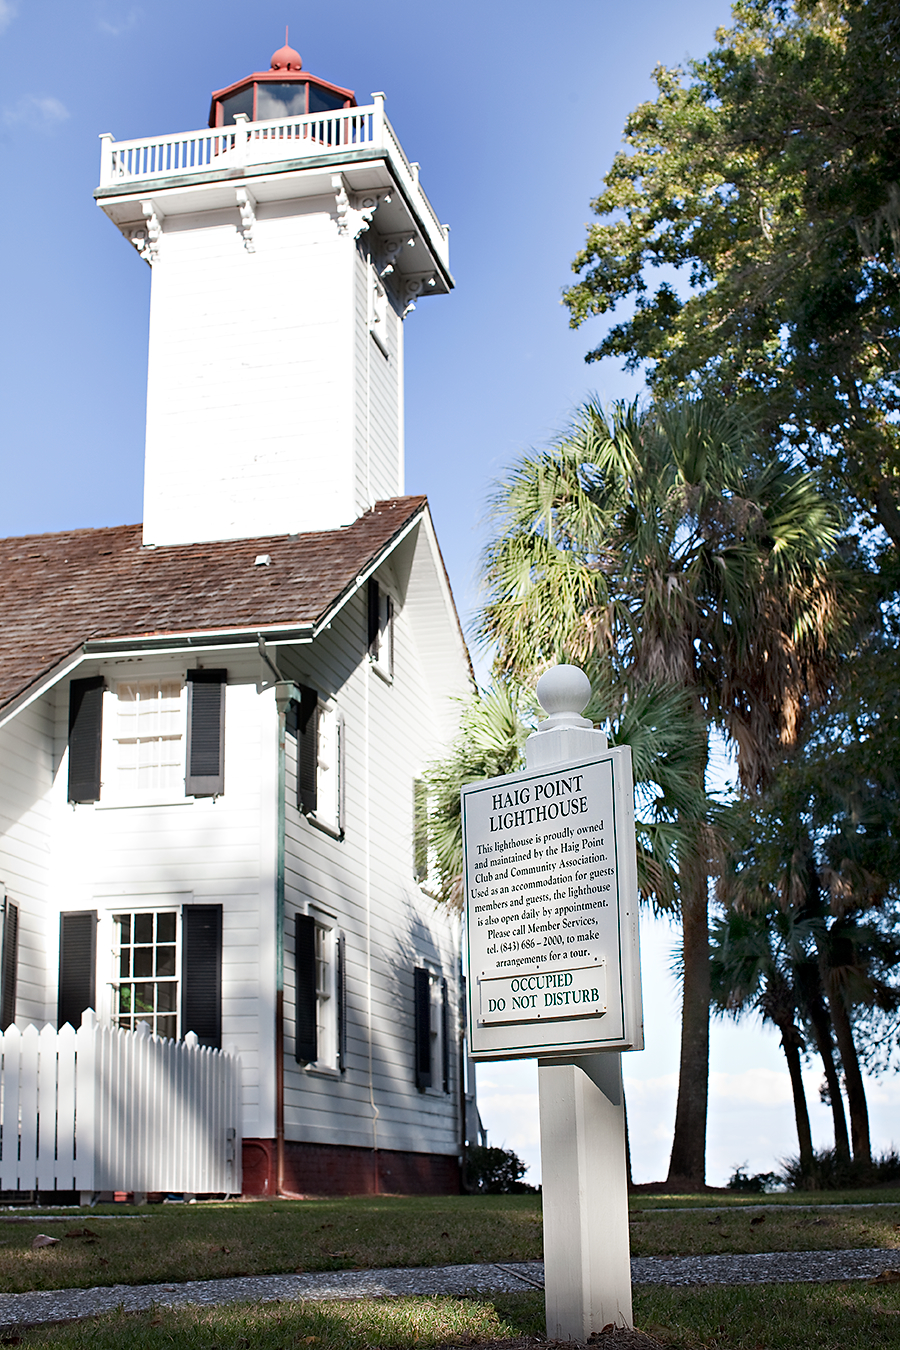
[414,966,432,1090]
[367,578,380,656]
[68,677,104,803]
[296,685,318,814]
[1,900,19,1032]
[441,976,450,1093]
[295,913,317,1063]
[337,931,347,1072]
[58,911,97,1030]
[185,670,226,796]
[182,905,222,1048]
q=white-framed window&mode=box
[295,909,345,1072]
[368,264,389,355]
[293,688,344,838]
[315,702,343,835]
[111,909,179,1040]
[413,778,439,894]
[112,678,185,794]
[314,918,338,1071]
[368,578,394,682]
[414,964,451,1095]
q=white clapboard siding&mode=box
[0,1013,241,1194]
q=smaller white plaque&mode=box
[478,961,607,1026]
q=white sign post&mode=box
[461,666,643,1338]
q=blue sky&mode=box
[4,0,896,1187]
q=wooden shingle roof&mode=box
[0,496,427,712]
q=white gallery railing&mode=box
[0,1012,241,1196]
[98,96,448,252]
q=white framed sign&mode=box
[462,748,643,1059]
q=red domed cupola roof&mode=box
[208,34,355,128]
[269,37,303,72]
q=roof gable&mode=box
[0,497,432,714]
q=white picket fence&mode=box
[0,1012,241,1196]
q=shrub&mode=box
[464,1145,537,1194]
[781,1147,900,1191]
[727,1164,781,1193]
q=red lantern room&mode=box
[208,35,356,127]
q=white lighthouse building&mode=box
[0,43,474,1199]
[96,39,451,547]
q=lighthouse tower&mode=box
[95,41,452,547]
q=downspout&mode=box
[273,680,299,1197]
[261,636,299,1199]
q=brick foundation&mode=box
[241,1138,461,1197]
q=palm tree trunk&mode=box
[825,982,871,1164]
[797,965,851,1161]
[666,847,709,1188]
[776,1020,814,1176]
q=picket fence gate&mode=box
[0,1011,241,1197]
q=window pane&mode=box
[157,912,176,944]
[134,946,153,977]
[157,982,177,1013]
[257,83,307,120]
[114,909,180,1041]
[134,914,153,945]
[308,85,346,114]
[156,945,176,977]
[221,87,254,125]
[133,983,154,1013]
[115,681,183,793]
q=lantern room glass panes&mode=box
[221,87,254,125]
[115,679,183,793]
[113,911,178,1040]
[309,85,347,115]
[257,83,308,120]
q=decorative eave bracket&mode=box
[332,174,391,239]
[129,200,165,265]
[379,232,417,279]
[236,187,257,253]
[401,271,437,319]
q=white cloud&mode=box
[2,95,70,131]
[709,1068,794,1107]
[96,5,141,36]
[0,1,16,36]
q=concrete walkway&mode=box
[0,1249,898,1329]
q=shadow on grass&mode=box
[10,1284,900,1350]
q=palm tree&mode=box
[710,904,815,1178]
[422,671,707,913]
[478,397,842,1186]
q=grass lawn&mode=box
[2,1192,900,1294]
[10,1284,900,1350]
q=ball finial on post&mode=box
[526,664,606,767]
[536,664,593,731]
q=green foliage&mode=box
[418,682,535,908]
[781,1146,900,1190]
[565,0,900,545]
[727,1163,782,1192]
[479,397,842,790]
[419,673,709,913]
[464,1145,537,1194]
